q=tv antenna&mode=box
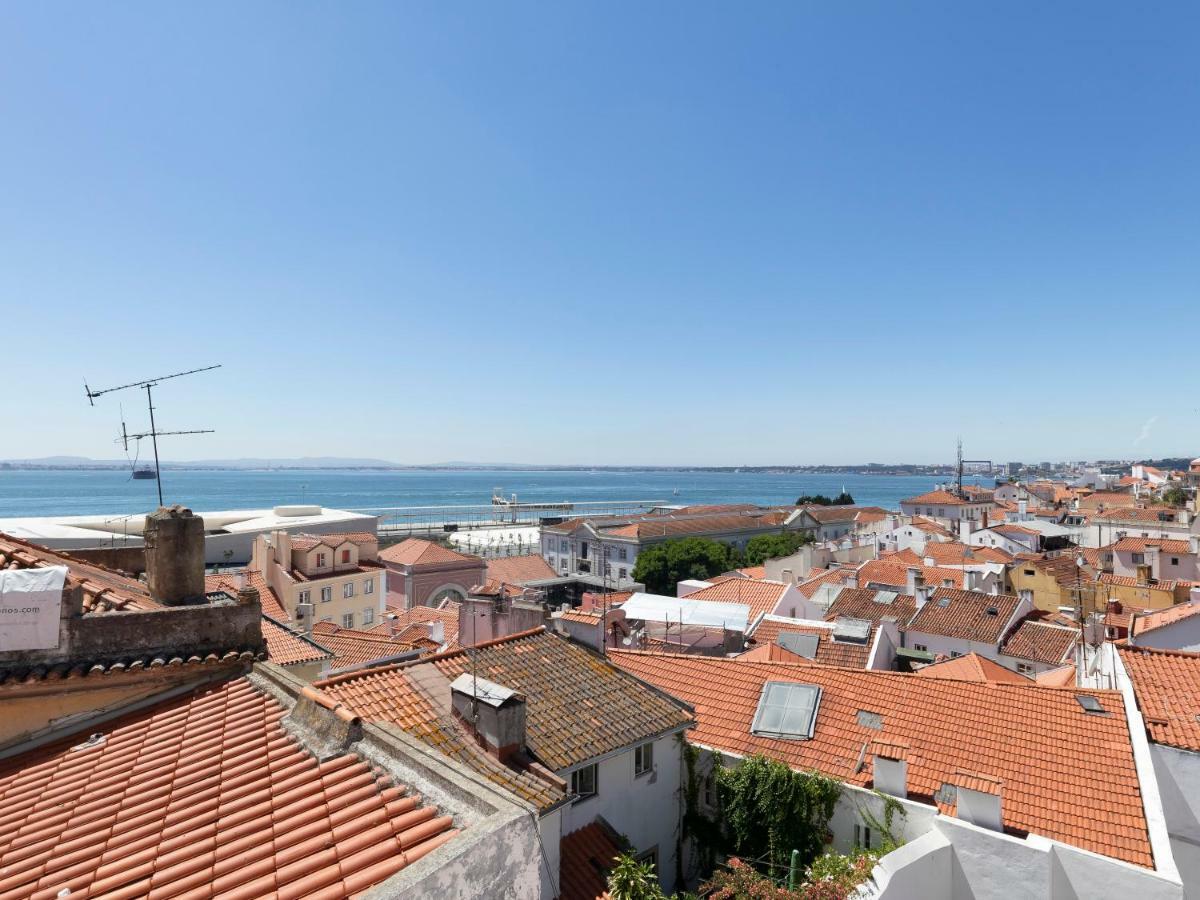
[84,365,221,506]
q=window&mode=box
[560,540,568,552]
[603,546,611,558]
[298,590,310,604]
[320,586,332,603]
[950,651,963,659]
[605,564,612,576]
[363,606,375,625]
[619,548,628,561]
[364,578,374,594]
[561,559,568,571]
[344,582,355,599]
[702,774,717,810]
[571,764,598,801]
[316,553,327,567]
[342,613,355,628]
[634,742,654,777]
[750,681,822,740]
[340,549,350,564]
[637,847,659,874]
[1016,662,1033,676]
[619,568,627,580]
[1132,553,1145,565]
[1023,569,1035,577]
[1172,557,1180,566]
[912,643,928,652]
[855,824,873,850]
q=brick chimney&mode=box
[449,673,527,763]
[144,505,205,605]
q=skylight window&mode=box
[1075,694,1105,714]
[751,681,822,740]
[777,632,820,658]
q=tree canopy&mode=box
[632,537,740,594]
[744,531,815,565]
[795,492,854,507]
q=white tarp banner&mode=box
[620,592,752,632]
[0,565,67,651]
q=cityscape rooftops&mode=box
[609,651,1152,867]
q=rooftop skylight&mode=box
[751,681,822,740]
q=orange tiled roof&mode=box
[747,615,874,668]
[882,548,923,566]
[972,546,1014,564]
[909,517,955,537]
[0,532,155,614]
[919,542,979,566]
[1099,573,1186,592]
[823,588,919,628]
[375,601,461,635]
[0,676,459,898]
[1093,507,1185,524]
[683,578,788,623]
[907,588,1021,644]
[206,570,290,621]
[379,538,481,567]
[486,554,557,585]
[901,489,972,507]
[1035,665,1077,687]
[1000,618,1078,666]
[856,560,964,591]
[609,652,1152,868]
[1113,537,1194,555]
[560,822,622,900]
[319,629,693,808]
[1118,645,1200,752]
[916,652,1031,684]
[261,615,334,667]
[311,622,424,670]
[796,566,857,599]
[1131,602,1200,636]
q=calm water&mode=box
[0,468,968,519]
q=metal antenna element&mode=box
[85,365,221,506]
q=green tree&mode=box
[1161,486,1189,508]
[744,532,815,565]
[607,851,666,900]
[795,493,855,507]
[632,537,739,594]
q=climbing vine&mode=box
[855,789,906,854]
[678,737,723,883]
[715,754,842,872]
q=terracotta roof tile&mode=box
[747,616,874,668]
[1119,645,1200,752]
[559,822,622,900]
[379,539,480,567]
[319,630,693,810]
[1113,537,1193,555]
[1131,602,1200,636]
[0,532,155,614]
[683,578,788,623]
[902,489,973,507]
[485,554,558,585]
[311,622,424,670]
[1000,618,1078,666]
[0,676,458,898]
[609,652,1151,868]
[823,587,919,628]
[915,652,1031,684]
[261,616,335,667]
[206,570,290,621]
[856,560,964,591]
[908,588,1021,644]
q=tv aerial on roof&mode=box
[84,365,221,507]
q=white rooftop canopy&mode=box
[621,592,752,632]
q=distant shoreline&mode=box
[0,463,962,476]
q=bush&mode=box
[744,532,815,566]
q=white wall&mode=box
[559,733,685,894]
[1151,745,1200,898]
[1130,613,1200,653]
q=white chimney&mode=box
[1018,500,1028,519]
[960,519,973,543]
[1190,535,1200,556]
[905,567,921,597]
[953,772,1003,831]
[427,620,445,646]
[872,741,908,799]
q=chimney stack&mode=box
[952,771,1003,831]
[871,741,909,799]
[144,505,205,605]
[906,567,921,597]
[449,674,526,763]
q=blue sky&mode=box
[2,2,1197,466]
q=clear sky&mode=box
[2,2,1198,466]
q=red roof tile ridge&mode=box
[313,626,549,688]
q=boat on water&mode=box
[131,466,157,480]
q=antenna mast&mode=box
[956,437,965,499]
[85,365,221,507]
